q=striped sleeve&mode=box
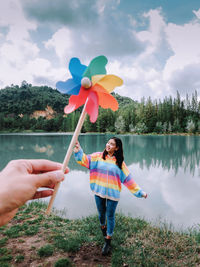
[121,162,144,198]
[74,148,91,169]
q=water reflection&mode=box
[0,133,199,229]
[33,144,54,157]
[0,134,199,175]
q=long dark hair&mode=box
[102,137,124,169]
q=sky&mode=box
[0,0,200,101]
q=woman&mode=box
[74,137,147,256]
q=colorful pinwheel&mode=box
[46,56,123,215]
[56,55,123,122]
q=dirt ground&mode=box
[6,235,112,266]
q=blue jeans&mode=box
[94,195,118,236]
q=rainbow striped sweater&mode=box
[74,148,145,201]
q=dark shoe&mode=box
[102,238,111,256]
[101,226,107,237]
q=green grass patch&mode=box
[1,202,200,266]
[0,238,8,247]
[15,254,25,263]
[54,258,73,267]
[24,225,40,236]
[53,234,84,252]
[0,255,13,263]
[4,225,24,238]
[37,244,54,257]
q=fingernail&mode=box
[64,167,70,174]
[54,170,64,181]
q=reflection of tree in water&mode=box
[0,134,199,176]
[33,144,54,157]
[120,135,200,176]
[0,134,113,170]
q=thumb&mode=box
[33,170,65,188]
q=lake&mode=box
[0,133,199,230]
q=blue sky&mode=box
[0,0,200,100]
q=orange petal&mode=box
[97,91,118,111]
[92,83,109,94]
[91,84,118,111]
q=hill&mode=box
[0,84,199,134]
[0,84,135,116]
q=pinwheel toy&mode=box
[46,55,123,214]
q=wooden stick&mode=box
[46,99,88,215]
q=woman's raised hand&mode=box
[142,192,148,199]
[74,141,81,153]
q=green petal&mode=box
[83,55,107,79]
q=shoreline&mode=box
[0,131,199,136]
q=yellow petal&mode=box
[95,74,123,93]
[92,75,106,85]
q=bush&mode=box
[15,255,25,263]
[37,244,54,257]
[54,258,73,267]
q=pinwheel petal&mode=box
[64,88,89,114]
[56,78,81,95]
[97,91,119,111]
[92,83,109,94]
[69,58,87,83]
[86,91,99,123]
[64,101,76,114]
[91,84,118,111]
[83,55,107,80]
[92,75,106,85]
[95,74,123,93]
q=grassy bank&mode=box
[0,202,200,267]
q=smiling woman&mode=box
[73,136,147,256]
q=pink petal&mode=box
[86,91,99,123]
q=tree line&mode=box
[0,82,199,134]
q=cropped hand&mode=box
[0,159,68,226]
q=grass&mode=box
[0,201,200,266]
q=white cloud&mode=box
[163,19,200,96]
[44,27,73,60]
[0,0,68,87]
[0,1,199,100]
[107,9,170,100]
[193,8,200,19]
[137,9,165,53]
[164,21,200,80]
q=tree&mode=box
[168,122,172,133]
[173,119,182,132]
[155,122,163,133]
[162,122,168,133]
[186,119,196,133]
[133,122,148,134]
[114,116,125,133]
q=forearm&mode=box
[123,174,146,198]
[74,148,90,168]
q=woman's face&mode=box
[105,139,118,155]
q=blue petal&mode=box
[69,58,87,83]
[56,79,81,95]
